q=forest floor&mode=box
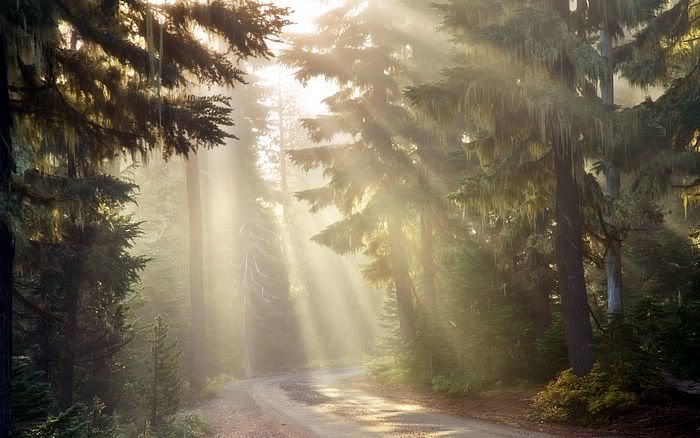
[347,376,700,437]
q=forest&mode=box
[1,0,700,437]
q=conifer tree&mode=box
[282,0,444,340]
[227,75,299,376]
[614,0,700,202]
[1,0,288,432]
[408,0,624,375]
[150,315,182,428]
[12,171,147,409]
[587,0,665,321]
[582,0,696,322]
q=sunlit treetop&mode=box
[1,0,289,159]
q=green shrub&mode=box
[365,356,415,385]
[202,374,234,399]
[156,411,211,438]
[533,365,639,424]
[431,374,484,395]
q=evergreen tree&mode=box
[614,1,700,203]
[228,75,300,375]
[408,0,627,375]
[150,315,182,428]
[282,0,445,341]
[12,169,147,410]
[584,0,665,322]
[12,357,115,438]
[1,0,288,432]
[11,357,53,436]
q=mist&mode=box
[4,1,700,437]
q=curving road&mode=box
[203,368,554,438]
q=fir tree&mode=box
[282,0,445,341]
[228,75,299,376]
[13,171,147,410]
[150,315,182,428]
[1,0,289,432]
[407,0,624,375]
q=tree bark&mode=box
[553,142,595,376]
[186,155,206,390]
[550,0,595,376]
[0,33,14,438]
[388,215,415,340]
[601,24,624,320]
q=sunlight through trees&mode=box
[3,0,700,436]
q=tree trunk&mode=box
[186,155,206,391]
[551,0,595,376]
[553,142,595,376]
[0,33,14,438]
[388,215,415,340]
[601,25,623,320]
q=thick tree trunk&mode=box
[552,140,596,376]
[186,155,206,390]
[0,33,14,438]
[551,0,595,376]
[553,143,595,376]
[388,215,415,340]
[601,25,624,320]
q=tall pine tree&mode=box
[407,0,630,374]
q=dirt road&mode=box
[202,368,554,437]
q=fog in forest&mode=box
[3,1,700,437]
